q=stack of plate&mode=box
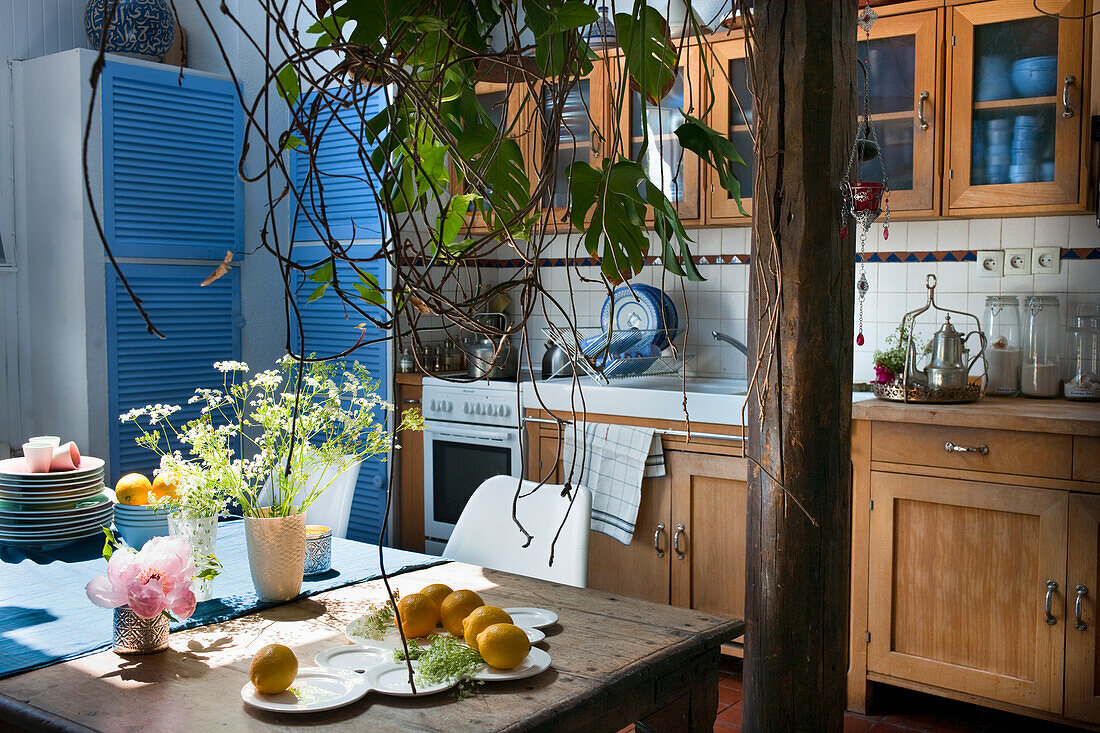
[0,456,112,549]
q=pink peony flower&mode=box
[86,535,197,620]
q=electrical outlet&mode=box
[1003,248,1032,276]
[1032,246,1060,275]
[976,250,1004,278]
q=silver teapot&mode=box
[907,314,986,389]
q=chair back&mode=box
[257,458,362,539]
[443,475,592,587]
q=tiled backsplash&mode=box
[475,215,1099,382]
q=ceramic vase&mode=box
[84,0,176,60]
[112,606,169,654]
[167,514,218,602]
[244,509,306,602]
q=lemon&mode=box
[149,473,181,503]
[114,473,151,505]
[476,623,530,670]
[439,589,484,636]
[395,592,439,638]
[462,606,513,652]
[250,643,298,694]
[419,583,453,615]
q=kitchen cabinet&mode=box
[944,0,1092,215]
[524,409,747,647]
[395,373,425,553]
[849,398,1100,728]
[702,32,755,222]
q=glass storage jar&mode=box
[1022,295,1062,398]
[983,295,1021,396]
[1064,305,1100,401]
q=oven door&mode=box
[423,421,522,547]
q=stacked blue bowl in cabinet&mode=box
[1010,56,1058,98]
[984,118,1011,184]
[1008,114,1042,183]
[975,55,1013,102]
[112,501,171,548]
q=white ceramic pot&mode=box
[167,514,218,602]
[244,509,306,602]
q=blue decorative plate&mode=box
[635,284,679,349]
[600,285,663,348]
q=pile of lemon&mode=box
[396,584,531,670]
[114,472,180,506]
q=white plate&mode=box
[503,607,558,629]
[314,645,389,675]
[240,668,370,713]
[473,646,552,682]
[0,456,105,480]
[0,486,106,504]
[0,508,113,530]
[0,474,105,490]
[366,662,457,697]
[0,493,112,516]
[345,622,544,647]
[0,521,109,539]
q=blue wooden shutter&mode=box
[103,62,243,260]
[106,263,242,481]
[293,257,389,543]
[290,89,386,243]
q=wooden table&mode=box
[0,561,742,732]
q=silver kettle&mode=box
[907,315,986,389]
[465,312,518,380]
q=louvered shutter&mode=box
[106,263,242,481]
[292,256,389,542]
[290,89,386,243]
[102,62,242,260]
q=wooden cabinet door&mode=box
[396,381,424,552]
[586,472,672,606]
[945,0,1088,214]
[703,33,754,222]
[862,10,943,217]
[1066,494,1100,724]
[867,471,1067,712]
[668,451,748,624]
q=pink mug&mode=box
[22,442,54,473]
[49,442,81,471]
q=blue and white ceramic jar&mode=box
[85,0,176,60]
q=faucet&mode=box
[712,331,749,357]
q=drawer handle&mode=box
[402,398,421,405]
[654,522,665,558]
[944,441,988,455]
[917,91,929,131]
[1063,75,1075,119]
[1076,585,1088,631]
[1045,580,1059,625]
[673,523,686,560]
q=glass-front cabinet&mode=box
[705,33,756,222]
[461,81,534,232]
[860,10,943,218]
[946,0,1089,214]
[611,47,703,223]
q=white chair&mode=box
[443,475,592,587]
[257,458,362,539]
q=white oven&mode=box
[421,380,523,554]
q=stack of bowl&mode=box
[0,456,112,549]
[112,497,171,548]
[1010,55,1057,97]
[1009,115,1041,183]
[984,118,1012,184]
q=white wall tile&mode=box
[1068,259,1100,293]
[937,220,969,251]
[936,261,969,293]
[1035,216,1070,247]
[1000,217,1035,248]
[969,219,1001,248]
[907,221,938,251]
[1068,216,1099,249]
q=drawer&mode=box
[1075,437,1100,483]
[871,422,1073,480]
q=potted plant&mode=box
[85,533,202,654]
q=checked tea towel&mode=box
[562,422,665,544]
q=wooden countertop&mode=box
[852,397,1100,436]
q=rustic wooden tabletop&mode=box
[0,560,743,732]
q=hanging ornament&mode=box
[843,0,890,349]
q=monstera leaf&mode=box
[615,2,678,105]
[675,114,749,215]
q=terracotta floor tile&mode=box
[866,724,923,733]
[713,722,740,732]
[717,702,743,725]
[844,713,880,733]
[717,685,742,706]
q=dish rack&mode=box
[543,326,692,384]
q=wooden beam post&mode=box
[744,1,856,730]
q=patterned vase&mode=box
[113,606,169,654]
[84,0,176,60]
[167,514,218,602]
[244,509,306,602]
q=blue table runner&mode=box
[0,519,445,679]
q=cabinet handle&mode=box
[402,398,421,405]
[673,523,685,560]
[653,522,665,558]
[1062,75,1075,118]
[944,441,988,455]
[917,91,929,131]
[1045,580,1059,625]
[1076,585,1088,631]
